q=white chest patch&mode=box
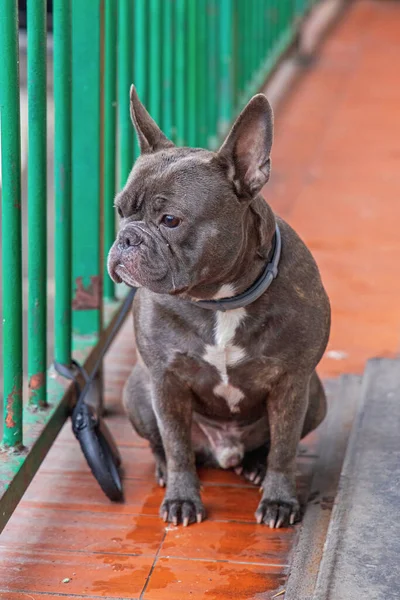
[202,287,247,412]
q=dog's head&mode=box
[107,86,274,297]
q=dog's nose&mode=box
[118,227,143,250]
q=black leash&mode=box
[54,288,137,502]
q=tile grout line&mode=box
[0,543,291,568]
[151,555,291,568]
[18,502,272,524]
[0,588,131,600]
[18,500,308,527]
[139,530,167,600]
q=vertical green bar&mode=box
[54,0,72,366]
[27,0,47,406]
[118,0,133,187]
[162,0,173,139]
[187,0,197,146]
[0,0,23,447]
[261,0,267,63]
[274,0,279,50]
[219,0,233,136]
[72,0,103,337]
[149,0,162,125]
[207,0,218,147]
[247,0,253,91]
[256,0,262,74]
[232,0,239,112]
[242,0,248,96]
[175,0,186,145]
[237,0,243,100]
[134,0,147,155]
[251,0,257,77]
[103,0,117,300]
[197,1,207,147]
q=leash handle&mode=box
[53,288,136,503]
[54,287,137,408]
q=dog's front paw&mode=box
[255,470,300,528]
[160,494,205,527]
[255,497,300,528]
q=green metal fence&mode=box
[0,0,318,532]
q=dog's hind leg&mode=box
[301,370,327,439]
[237,444,269,486]
[123,364,167,486]
[238,371,326,486]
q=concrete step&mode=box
[285,373,362,600]
[312,358,400,600]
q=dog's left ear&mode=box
[130,85,175,154]
[218,94,273,197]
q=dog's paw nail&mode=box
[235,467,243,475]
[276,518,284,529]
[159,478,166,488]
[183,517,189,527]
[162,511,168,522]
[173,517,178,526]
[196,512,203,523]
[290,513,296,525]
[269,519,276,529]
[255,513,263,524]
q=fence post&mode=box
[27,0,48,407]
[54,0,72,367]
[187,0,197,147]
[149,0,162,127]
[0,0,23,448]
[162,0,173,139]
[207,0,219,148]
[219,0,233,137]
[133,0,147,155]
[103,0,117,301]
[197,2,208,147]
[118,0,134,187]
[71,0,103,338]
[174,0,186,146]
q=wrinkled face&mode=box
[107,149,246,296]
[107,86,274,298]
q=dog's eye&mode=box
[117,207,123,218]
[161,215,181,228]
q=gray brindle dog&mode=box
[108,86,331,528]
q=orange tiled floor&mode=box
[0,315,317,599]
[1,1,400,598]
[265,0,400,378]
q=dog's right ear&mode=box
[218,94,273,198]
[130,85,174,154]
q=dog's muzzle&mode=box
[117,225,143,250]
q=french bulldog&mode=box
[107,85,330,528]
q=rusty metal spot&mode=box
[5,384,21,428]
[29,371,45,392]
[72,276,102,310]
[28,372,47,408]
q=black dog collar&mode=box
[192,224,281,312]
